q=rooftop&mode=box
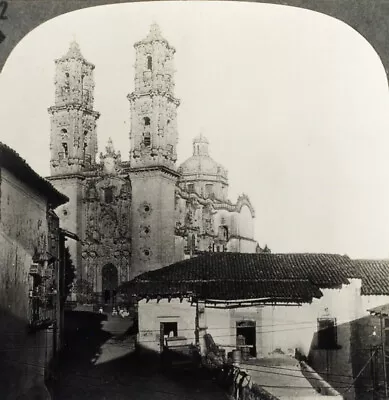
[0,142,68,208]
[121,253,354,303]
[352,259,389,295]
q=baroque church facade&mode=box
[48,24,263,304]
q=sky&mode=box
[0,1,389,258]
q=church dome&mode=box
[179,134,228,180]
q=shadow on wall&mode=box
[0,306,51,400]
[54,312,225,399]
[307,314,384,400]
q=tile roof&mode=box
[0,142,68,208]
[352,259,389,295]
[121,253,353,303]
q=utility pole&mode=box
[380,316,388,399]
[371,346,377,400]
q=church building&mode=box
[47,23,263,305]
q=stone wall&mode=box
[130,169,177,279]
[0,168,59,399]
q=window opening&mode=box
[144,132,151,147]
[317,318,338,349]
[147,56,152,70]
[104,187,113,203]
[62,143,68,157]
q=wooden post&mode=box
[380,317,388,399]
[371,346,376,400]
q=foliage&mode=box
[62,246,76,305]
[72,278,94,304]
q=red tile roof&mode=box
[352,259,389,295]
[122,253,353,303]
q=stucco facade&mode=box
[135,265,389,400]
[0,143,68,399]
[47,24,262,305]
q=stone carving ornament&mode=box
[139,224,151,238]
[138,201,152,218]
[139,246,152,261]
[100,207,118,238]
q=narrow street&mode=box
[53,311,227,400]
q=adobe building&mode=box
[0,142,69,399]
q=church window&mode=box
[62,142,68,157]
[61,128,68,137]
[104,187,113,203]
[144,117,151,126]
[147,55,152,70]
[65,72,69,78]
[143,132,151,147]
[187,184,194,193]
[205,184,213,197]
[219,225,229,241]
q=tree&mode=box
[72,279,94,305]
[61,246,76,306]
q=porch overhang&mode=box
[195,297,304,309]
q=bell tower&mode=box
[127,23,180,170]
[48,41,100,176]
[128,24,180,279]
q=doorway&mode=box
[236,320,256,357]
[102,264,118,306]
[160,322,178,350]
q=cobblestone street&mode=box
[53,311,227,400]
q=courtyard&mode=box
[52,310,227,400]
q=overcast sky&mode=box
[1,1,389,258]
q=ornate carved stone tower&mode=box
[127,22,180,169]
[48,41,100,176]
[47,41,100,279]
[128,24,180,279]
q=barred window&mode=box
[143,132,151,147]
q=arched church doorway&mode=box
[102,264,118,306]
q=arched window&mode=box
[61,128,68,137]
[143,132,151,147]
[104,187,113,203]
[219,225,229,241]
[147,55,152,70]
[144,117,151,126]
[62,142,68,157]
